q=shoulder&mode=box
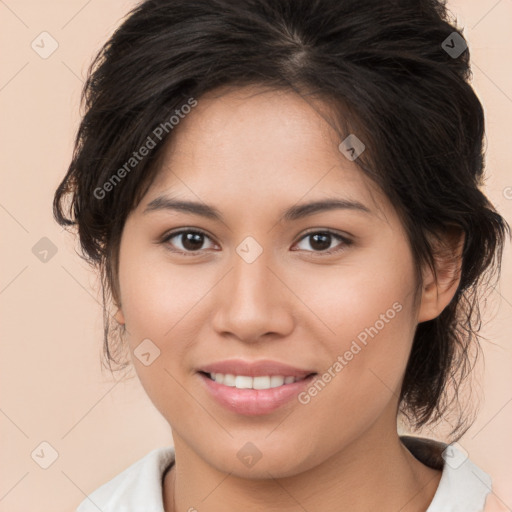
[483,493,510,512]
[75,445,175,512]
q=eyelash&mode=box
[159,228,353,257]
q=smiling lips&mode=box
[198,358,317,415]
[199,358,316,389]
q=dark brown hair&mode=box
[53,0,510,441]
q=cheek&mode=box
[293,295,415,461]
[293,241,416,346]
[118,251,208,342]
[303,285,413,402]
[294,246,417,414]
[117,257,197,411]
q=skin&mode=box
[113,85,464,512]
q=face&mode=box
[114,86,427,478]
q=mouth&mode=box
[197,370,318,415]
[198,370,317,390]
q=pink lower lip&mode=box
[198,372,317,416]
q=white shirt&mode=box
[76,436,492,512]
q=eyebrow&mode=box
[143,195,372,222]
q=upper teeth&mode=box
[209,373,301,390]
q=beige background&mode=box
[1,1,511,511]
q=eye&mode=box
[293,230,352,255]
[161,229,217,255]
[159,228,352,257]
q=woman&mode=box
[53,0,510,510]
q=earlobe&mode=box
[114,307,126,325]
[417,228,465,323]
[417,266,443,323]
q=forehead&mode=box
[141,85,389,223]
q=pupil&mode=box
[183,232,204,251]
[311,233,330,251]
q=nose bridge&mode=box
[232,249,273,302]
[230,241,275,314]
[229,232,277,303]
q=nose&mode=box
[211,251,295,344]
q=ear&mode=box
[114,307,125,325]
[112,280,125,325]
[417,226,465,323]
